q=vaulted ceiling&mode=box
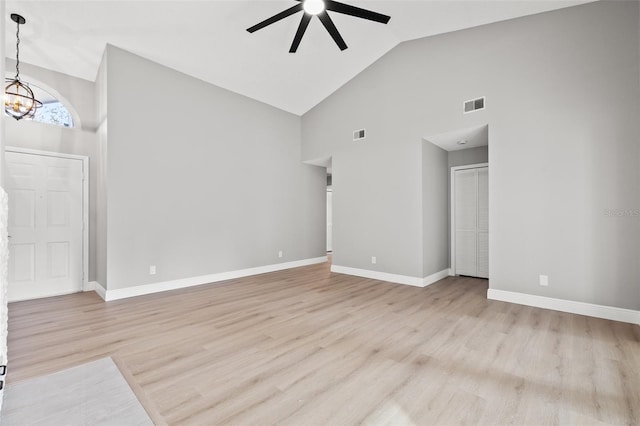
[4,1,592,115]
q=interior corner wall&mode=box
[331,142,423,278]
[448,146,489,169]
[104,46,325,291]
[422,141,449,277]
[302,1,640,310]
[95,49,108,288]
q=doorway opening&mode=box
[424,124,489,279]
[5,147,88,302]
[451,164,488,278]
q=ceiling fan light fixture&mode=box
[247,1,390,53]
[303,0,325,16]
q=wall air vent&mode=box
[463,96,485,114]
[353,129,366,141]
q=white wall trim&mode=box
[99,257,327,301]
[450,162,489,276]
[89,281,107,301]
[331,265,450,288]
[5,147,90,293]
[424,268,451,286]
[487,289,640,325]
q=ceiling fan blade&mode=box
[325,0,391,24]
[318,11,348,51]
[290,13,313,53]
[247,3,304,33]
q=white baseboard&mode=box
[487,289,640,325]
[424,268,451,286]
[331,265,450,288]
[84,281,104,299]
[98,257,328,302]
[92,282,107,301]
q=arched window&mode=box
[4,78,75,128]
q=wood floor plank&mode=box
[6,261,640,425]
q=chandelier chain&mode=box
[15,18,21,80]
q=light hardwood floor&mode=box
[7,260,640,425]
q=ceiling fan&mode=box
[247,0,391,53]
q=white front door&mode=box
[6,151,84,302]
[454,166,488,278]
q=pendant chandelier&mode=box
[4,14,42,120]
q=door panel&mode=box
[477,232,489,278]
[455,230,477,276]
[9,189,36,228]
[6,151,84,301]
[47,191,70,226]
[8,244,35,282]
[47,242,70,278]
[454,169,477,230]
[477,168,489,232]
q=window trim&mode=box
[4,72,82,129]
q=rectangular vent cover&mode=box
[463,97,485,113]
[353,129,366,141]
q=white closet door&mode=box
[454,169,478,276]
[6,152,84,302]
[477,167,489,278]
[454,166,489,278]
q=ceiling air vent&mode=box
[463,96,485,114]
[353,129,366,141]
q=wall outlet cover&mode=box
[539,275,549,286]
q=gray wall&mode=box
[302,1,640,310]
[422,141,449,277]
[448,146,488,168]
[95,50,108,287]
[332,142,423,277]
[102,46,325,290]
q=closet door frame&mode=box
[450,163,488,277]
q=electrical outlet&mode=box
[371,256,377,265]
[278,251,283,258]
[149,265,156,275]
[539,275,549,287]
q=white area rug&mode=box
[0,358,153,426]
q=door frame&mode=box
[326,187,332,253]
[5,147,90,292]
[450,162,488,276]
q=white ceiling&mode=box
[4,0,592,115]
[426,124,488,152]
